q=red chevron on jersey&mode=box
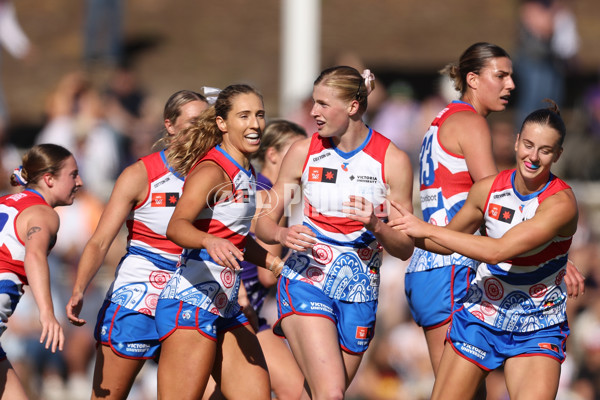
[187,146,256,252]
[304,201,364,235]
[125,150,184,262]
[193,218,248,249]
[420,163,473,199]
[510,236,572,266]
[127,220,182,254]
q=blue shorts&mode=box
[155,298,248,342]
[95,301,160,359]
[274,277,377,354]
[447,307,569,371]
[405,264,473,329]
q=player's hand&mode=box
[66,292,86,326]
[343,195,381,232]
[39,312,65,353]
[564,259,585,298]
[275,225,316,251]
[204,236,244,270]
[388,200,429,238]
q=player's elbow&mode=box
[486,249,507,265]
[165,221,181,246]
[391,241,415,261]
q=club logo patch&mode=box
[488,203,515,223]
[355,326,370,339]
[308,167,337,183]
[152,192,179,207]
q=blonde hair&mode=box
[314,66,373,113]
[153,90,207,151]
[167,84,263,176]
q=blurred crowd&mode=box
[0,0,599,399]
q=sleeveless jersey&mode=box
[461,169,572,332]
[160,145,256,317]
[407,101,478,273]
[282,129,389,302]
[106,150,184,316]
[0,189,50,284]
[239,173,272,313]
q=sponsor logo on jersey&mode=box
[151,192,179,207]
[488,203,515,223]
[153,176,171,188]
[420,193,438,204]
[355,326,370,339]
[341,162,349,171]
[308,167,338,183]
[492,192,510,199]
[312,152,331,162]
[356,175,378,183]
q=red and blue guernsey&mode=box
[282,129,389,302]
[159,145,256,317]
[407,101,478,274]
[0,189,50,348]
[461,169,572,332]
[0,189,50,284]
[106,150,183,316]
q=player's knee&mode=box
[313,386,344,400]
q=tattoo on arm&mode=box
[27,226,41,240]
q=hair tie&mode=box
[13,166,27,186]
[361,69,375,96]
[201,86,221,105]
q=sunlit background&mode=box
[2,1,600,399]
